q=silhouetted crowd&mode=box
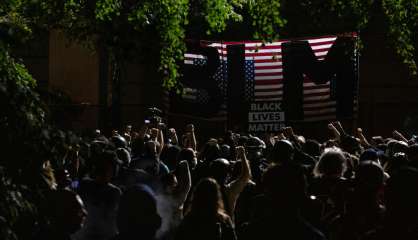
[34,121,418,240]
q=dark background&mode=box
[17,28,418,142]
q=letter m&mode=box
[281,36,358,121]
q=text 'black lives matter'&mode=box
[248,102,285,132]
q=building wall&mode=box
[48,30,100,130]
[358,31,418,138]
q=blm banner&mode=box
[169,34,359,132]
[169,42,226,119]
[248,102,285,132]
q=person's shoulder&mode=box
[78,177,94,191]
[159,162,170,175]
[107,183,122,194]
[80,177,94,185]
[239,217,274,240]
[299,218,327,240]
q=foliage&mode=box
[0,8,82,240]
[0,13,39,240]
[249,0,286,40]
[2,0,418,90]
[0,167,36,240]
[3,0,285,90]
[277,0,417,76]
[0,40,46,173]
[382,0,418,75]
[153,0,189,89]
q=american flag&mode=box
[240,36,338,121]
[178,35,357,122]
[181,51,229,121]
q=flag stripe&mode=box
[255,75,283,80]
[254,79,283,85]
[303,101,337,108]
[254,97,283,101]
[246,36,338,121]
[304,110,336,116]
[255,68,283,74]
[255,91,283,96]
[255,84,283,90]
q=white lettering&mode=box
[250,102,282,111]
[248,112,285,123]
[248,123,286,132]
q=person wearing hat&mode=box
[360,148,381,163]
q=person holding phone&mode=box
[182,124,197,151]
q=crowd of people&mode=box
[34,119,418,240]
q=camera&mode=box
[145,107,166,129]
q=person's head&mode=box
[343,152,359,179]
[262,164,307,210]
[94,150,122,182]
[237,135,249,147]
[181,131,194,149]
[189,178,225,217]
[200,141,221,162]
[314,147,347,178]
[177,148,197,170]
[90,139,107,157]
[385,167,418,221]
[46,189,87,234]
[340,135,362,155]
[144,140,158,158]
[78,141,91,161]
[54,168,72,189]
[376,143,388,153]
[161,172,178,194]
[384,152,409,175]
[323,139,339,149]
[111,135,128,149]
[223,131,236,147]
[117,185,161,238]
[116,147,131,167]
[247,135,266,149]
[392,141,409,154]
[267,140,294,165]
[131,137,145,158]
[359,148,382,163]
[407,144,418,164]
[219,144,231,160]
[371,136,385,145]
[209,158,231,185]
[303,139,322,159]
[246,147,263,163]
[160,144,181,171]
[354,161,384,197]
[386,140,408,157]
